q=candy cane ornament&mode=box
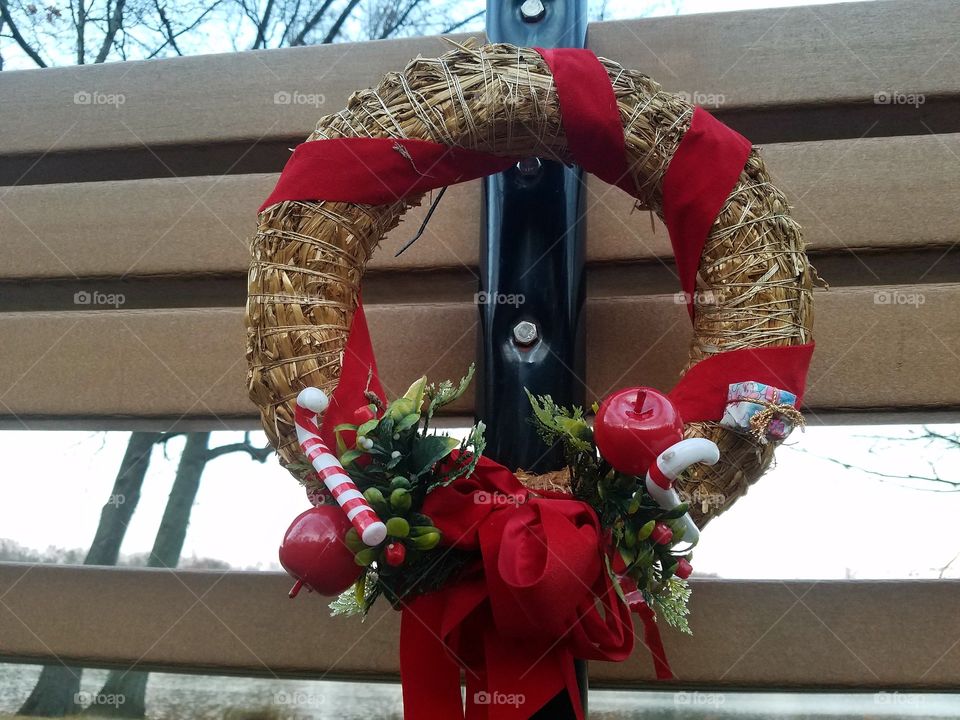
[645,438,720,545]
[295,388,387,546]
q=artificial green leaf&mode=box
[650,578,692,634]
[630,544,655,572]
[395,413,421,432]
[403,376,428,413]
[660,502,690,520]
[410,434,459,476]
[357,418,379,437]
[339,449,364,466]
[387,397,416,420]
[556,415,590,440]
[386,454,403,470]
[427,365,475,416]
[330,586,364,617]
[378,415,395,438]
[605,554,628,603]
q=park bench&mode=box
[1,0,959,694]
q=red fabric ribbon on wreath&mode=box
[400,453,634,720]
[260,45,816,719]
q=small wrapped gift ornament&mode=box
[720,381,803,443]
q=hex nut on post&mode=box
[512,320,539,346]
[517,157,542,176]
[520,0,546,23]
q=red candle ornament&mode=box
[279,505,362,598]
[675,557,693,579]
[650,522,673,545]
[594,387,684,476]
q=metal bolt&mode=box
[516,157,542,176]
[512,320,539,346]
[520,0,546,23]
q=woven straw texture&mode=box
[246,41,815,527]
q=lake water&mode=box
[1,664,955,719]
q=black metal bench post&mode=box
[477,1,589,716]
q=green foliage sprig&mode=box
[526,391,695,634]
[328,366,484,616]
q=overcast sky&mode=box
[1,422,958,580]
[0,0,870,70]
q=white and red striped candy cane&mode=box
[295,388,387,547]
[645,438,719,545]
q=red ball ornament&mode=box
[650,522,674,545]
[675,557,693,579]
[594,387,684,476]
[279,506,361,598]
[384,542,407,567]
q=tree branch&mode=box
[153,0,183,56]
[378,0,422,40]
[806,451,960,491]
[441,8,484,34]
[76,0,86,64]
[252,0,274,49]
[921,426,960,449]
[290,0,335,46]
[0,0,47,67]
[94,0,128,63]
[145,1,220,59]
[322,0,361,44]
[206,435,274,463]
[277,0,302,46]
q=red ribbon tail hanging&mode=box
[400,598,466,719]
[634,599,674,680]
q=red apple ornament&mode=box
[594,387,684,476]
[279,505,362,598]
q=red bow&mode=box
[399,455,635,719]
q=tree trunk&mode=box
[91,432,211,718]
[19,432,160,717]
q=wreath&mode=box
[246,41,814,719]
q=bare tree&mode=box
[229,0,485,50]
[19,431,163,717]
[0,0,221,68]
[89,431,272,719]
[1,0,487,69]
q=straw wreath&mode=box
[246,40,815,527]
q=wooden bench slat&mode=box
[1,0,957,163]
[0,284,957,422]
[1,563,957,688]
[3,133,960,280]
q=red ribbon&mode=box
[669,344,815,422]
[533,48,634,195]
[662,107,752,320]
[317,298,385,451]
[400,455,635,719]
[259,138,514,212]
